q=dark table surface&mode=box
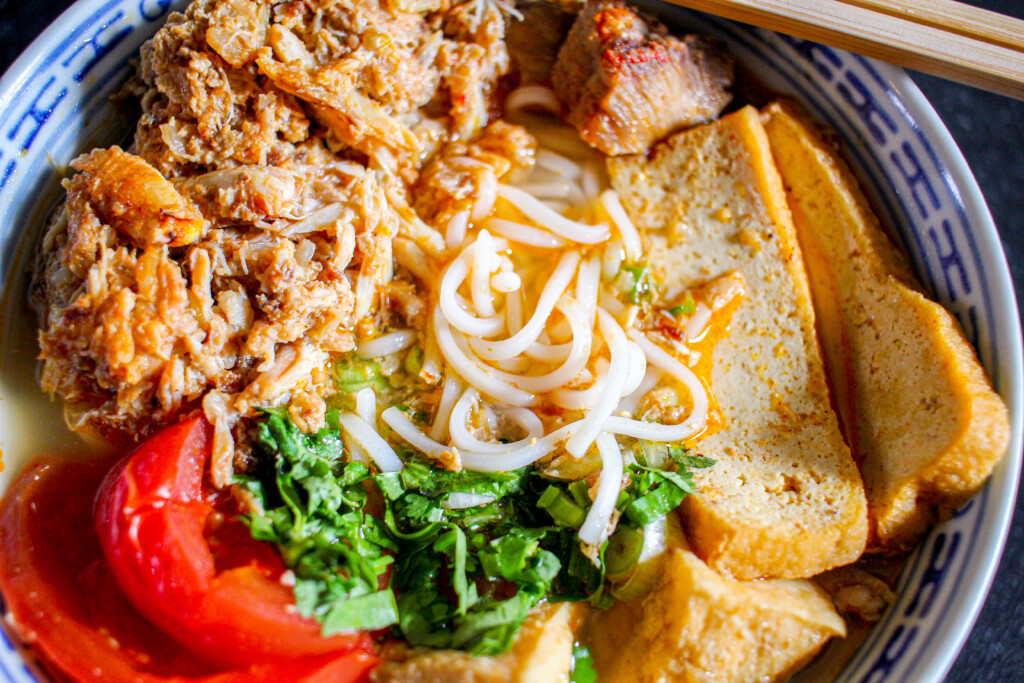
[1,0,1021,680]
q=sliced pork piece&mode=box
[551,0,733,155]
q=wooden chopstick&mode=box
[662,0,1024,100]
[837,0,1023,52]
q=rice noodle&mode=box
[439,244,505,337]
[536,150,582,179]
[551,357,608,410]
[382,406,452,459]
[506,288,523,334]
[685,303,713,342]
[621,341,648,396]
[617,367,662,415]
[485,218,568,248]
[575,257,601,328]
[430,374,463,441]
[466,296,591,393]
[472,169,498,221]
[338,412,403,472]
[356,330,417,359]
[601,330,710,441]
[501,407,545,439]
[518,180,574,199]
[600,190,643,263]
[459,423,577,472]
[505,85,561,116]
[524,339,571,362]
[565,308,630,457]
[498,185,610,244]
[602,239,624,280]
[470,251,580,361]
[581,161,600,200]
[490,271,521,292]
[433,307,535,406]
[579,433,624,545]
[446,210,470,250]
[471,229,497,317]
[542,200,571,214]
[449,388,541,454]
[421,327,443,384]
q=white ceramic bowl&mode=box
[0,1,1020,681]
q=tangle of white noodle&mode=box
[498,184,610,244]
[470,251,580,361]
[448,388,543,454]
[536,150,582,179]
[579,433,624,546]
[565,308,630,458]
[601,330,710,441]
[459,423,577,472]
[429,374,463,441]
[485,218,567,249]
[471,229,497,317]
[461,295,591,393]
[600,190,643,263]
[338,412,403,472]
[433,307,535,406]
[505,85,561,116]
[355,330,417,359]
[551,357,608,410]
[439,243,505,337]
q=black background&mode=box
[0,0,1021,680]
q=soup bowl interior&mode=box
[0,1,1020,682]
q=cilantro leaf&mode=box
[242,414,715,657]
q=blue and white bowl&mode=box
[0,1,1020,681]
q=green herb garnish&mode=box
[241,414,714,656]
[668,293,697,316]
[619,264,653,304]
[241,411,398,633]
[571,644,598,683]
[334,357,390,394]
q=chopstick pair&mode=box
[664,0,1024,100]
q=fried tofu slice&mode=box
[608,105,868,579]
[586,526,846,683]
[371,602,578,683]
[761,101,1011,551]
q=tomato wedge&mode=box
[93,416,374,666]
[0,456,377,683]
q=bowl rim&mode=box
[0,2,1020,683]
[864,62,1024,682]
